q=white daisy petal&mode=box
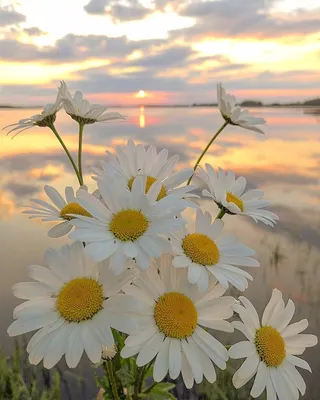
[8,311,59,336]
[172,255,191,268]
[188,264,202,284]
[85,241,118,262]
[229,341,256,359]
[44,185,67,209]
[82,324,103,364]
[285,334,318,348]
[43,324,70,368]
[153,337,170,382]
[65,324,84,368]
[262,289,282,326]
[121,344,142,358]
[136,332,164,366]
[181,351,194,389]
[181,339,203,384]
[250,361,268,398]
[169,339,182,380]
[273,299,295,331]
[12,282,55,300]
[281,319,308,337]
[282,359,306,395]
[125,326,158,347]
[231,321,254,341]
[48,221,72,238]
[236,353,260,380]
[286,354,312,372]
[266,372,277,400]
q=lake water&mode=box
[0,106,319,398]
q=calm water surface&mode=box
[0,106,319,398]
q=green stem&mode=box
[78,122,84,184]
[216,209,226,219]
[133,367,144,400]
[48,123,83,186]
[187,120,229,185]
[142,381,158,394]
[105,360,120,400]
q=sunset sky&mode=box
[0,0,319,105]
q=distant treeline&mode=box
[192,98,320,107]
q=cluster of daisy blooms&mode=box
[4,82,317,400]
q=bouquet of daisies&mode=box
[4,82,317,400]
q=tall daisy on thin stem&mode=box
[59,81,126,184]
[187,83,266,185]
[3,84,83,185]
[229,289,317,399]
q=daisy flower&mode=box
[92,140,197,205]
[23,185,92,238]
[217,83,266,134]
[121,254,236,388]
[229,289,318,399]
[171,209,259,292]
[59,81,125,125]
[69,175,186,273]
[198,164,279,226]
[7,242,140,368]
[3,88,62,137]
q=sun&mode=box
[136,90,146,98]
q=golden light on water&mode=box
[139,106,145,128]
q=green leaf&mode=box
[141,382,176,400]
[115,364,135,387]
[152,383,175,392]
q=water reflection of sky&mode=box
[0,107,319,397]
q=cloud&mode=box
[84,0,109,14]
[72,66,189,93]
[3,182,40,197]
[111,4,151,21]
[0,7,25,27]
[23,27,47,36]
[84,0,152,21]
[0,34,165,62]
[236,168,319,187]
[129,45,195,68]
[176,0,320,39]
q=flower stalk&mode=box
[105,360,120,400]
[78,122,85,184]
[216,209,226,219]
[187,120,229,185]
[48,122,83,186]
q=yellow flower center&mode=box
[182,233,220,266]
[226,192,244,212]
[110,209,149,241]
[154,292,198,339]
[128,176,166,201]
[60,202,92,220]
[255,326,286,367]
[56,277,104,322]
